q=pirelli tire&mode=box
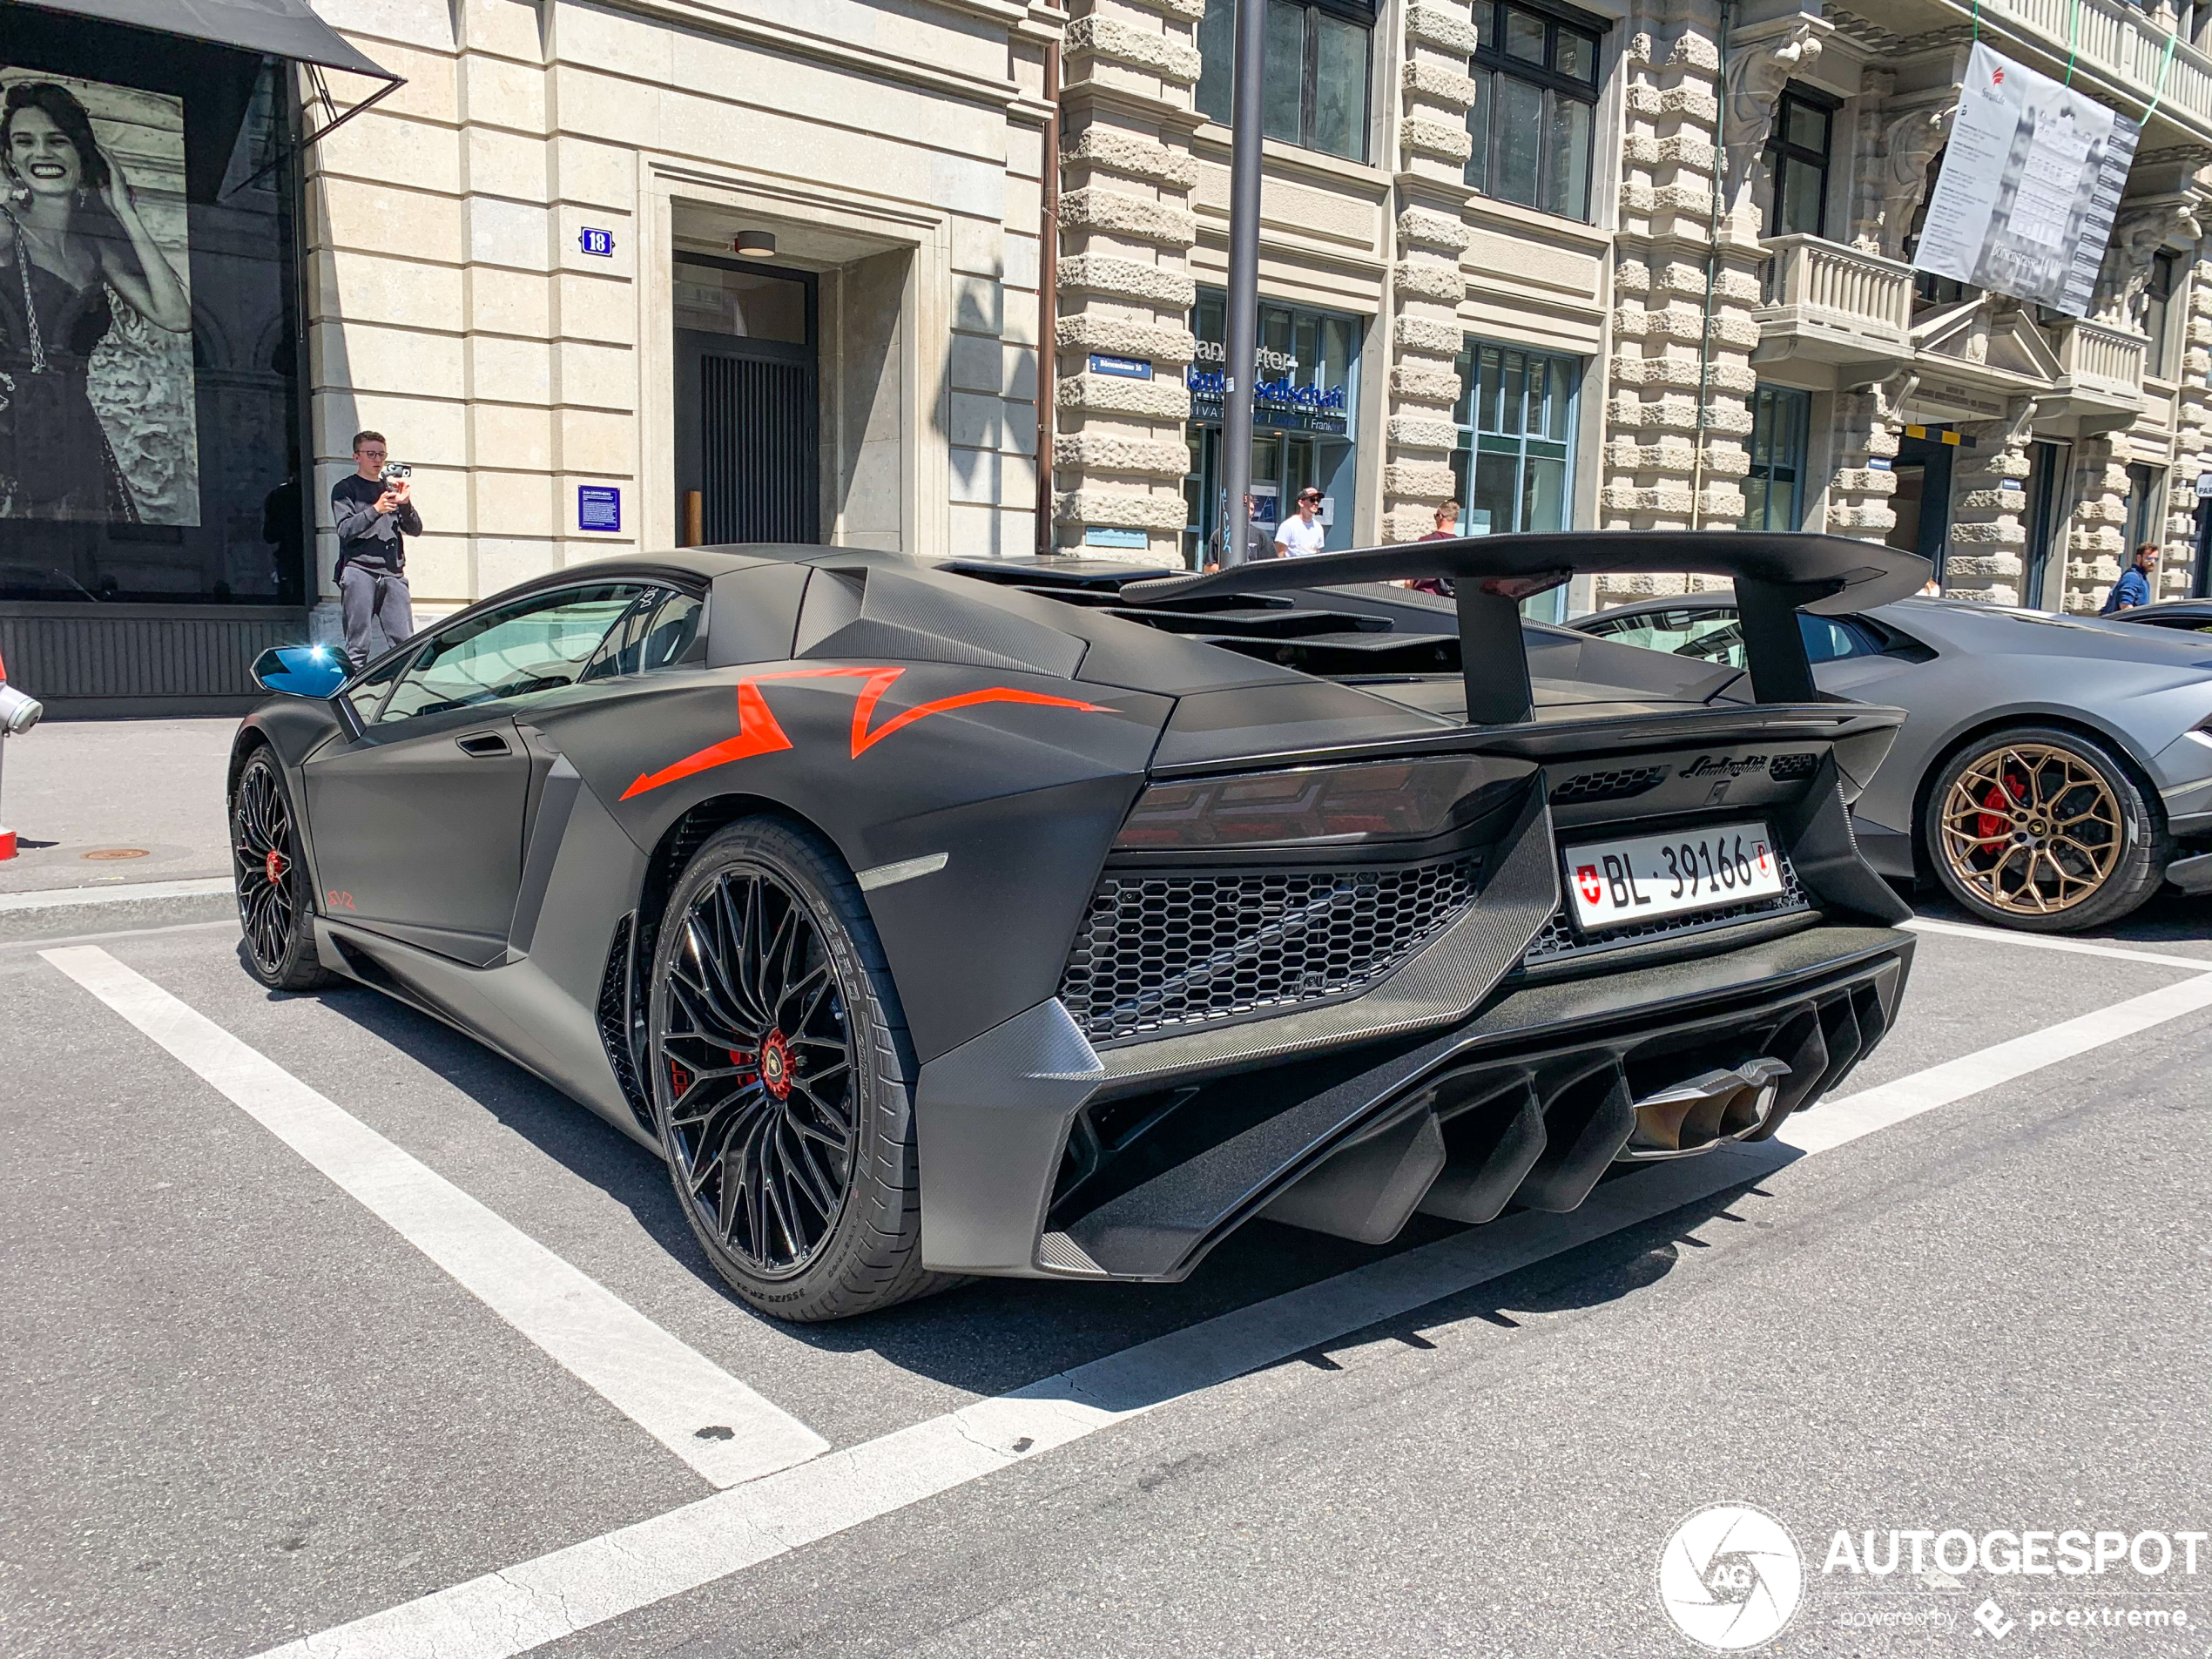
[647,816,958,1322]
[1922,725,2168,934]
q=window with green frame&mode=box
[1451,341,1579,541]
[1741,385,1811,531]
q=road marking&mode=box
[249,962,2212,1659]
[1902,915,2212,973]
[41,946,827,1490]
[1777,968,2212,1153]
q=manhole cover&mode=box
[81,847,151,861]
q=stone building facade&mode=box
[301,0,1063,633]
[1044,0,2212,617]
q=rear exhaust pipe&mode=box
[1624,1058,1791,1157]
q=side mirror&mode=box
[252,644,348,700]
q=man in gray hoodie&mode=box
[329,430,423,668]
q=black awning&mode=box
[20,0,399,80]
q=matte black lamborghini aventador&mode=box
[230,531,1926,1321]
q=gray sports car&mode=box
[1568,595,2212,931]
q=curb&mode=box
[0,877,234,942]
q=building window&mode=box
[2126,462,2166,554]
[2143,249,2182,378]
[1741,386,1811,531]
[1763,86,1835,239]
[1451,341,1579,540]
[1196,0,1372,164]
[1464,1,1602,222]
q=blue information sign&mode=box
[1088,353,1153,380]
[578,485,621,532]
[577,227,616,257]
[1085,527,1149,550]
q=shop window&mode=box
[1183,289,1361,564]
[0,22,307,604]
[1762,87,1835,239]
[2143,249,2182,378]
[1450,340,1579,541]
[1196,0,1372,164]
[1741,385,1810,531]
[1464,1,1602,222]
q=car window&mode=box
[341,652,410,725]
[1584,607,1739,655]
[1676,619,1746,669]
[639,592,706,670]
[1799,614,1879,664]
[378,583,645,724]
[2131,614,2212,634]
[579,588,707,681]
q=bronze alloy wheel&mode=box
[1935,741,2123,917]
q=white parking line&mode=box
[250,962,2212,1659]
[1903,915,2212,973]
[41,946,827,1490]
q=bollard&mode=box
[0,647,45,860]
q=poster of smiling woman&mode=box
[0,68,198,525]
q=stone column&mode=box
[2062,439,2131,613]
[1595,0,1770,603]
[1380,2,1480,543]
[1823,381,1901,542]
[1050,0,1205,562]
[1944,395,2036,606]
[2168,229,2212,597]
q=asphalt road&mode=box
[3,899,2209,1659]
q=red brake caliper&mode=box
[264,849,287,886]
[1975,770,2026,845]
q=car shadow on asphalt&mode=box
[292,948,1806,1399]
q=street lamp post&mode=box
[1217,0,1266,568]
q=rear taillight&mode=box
[1113,756,1504,850]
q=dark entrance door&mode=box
[1886,429,1956,586]
[674,258,819,544]
[2022,439,2070,609]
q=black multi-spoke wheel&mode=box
[231,748,336,990]
[1922,725,2166,934]
[650,818,951,1320]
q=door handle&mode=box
[455,732,512,758]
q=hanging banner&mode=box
[1912,43,2138,318]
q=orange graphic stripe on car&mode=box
[621,666,1109,799]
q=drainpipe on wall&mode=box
[1036,39,1061,558]
[1690,0,1733,531]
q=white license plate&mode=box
[1562,821,1784,931]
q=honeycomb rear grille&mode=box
[1550,765,1668,804]
[1059,855,1485,1044]
[1521,852,1809,967]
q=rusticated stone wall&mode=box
[1049,0,1204,563]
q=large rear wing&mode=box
[1122,530,1931,725]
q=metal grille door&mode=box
[701,355,819,543]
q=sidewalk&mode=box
[0,718,239,937]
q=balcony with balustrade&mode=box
[1750,235,1917,386]
[1826,0,2212,145]
[2045,316,2153,432]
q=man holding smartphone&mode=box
[330,429,423,669]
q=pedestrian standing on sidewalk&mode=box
[1275,487,1327,556]
[331,430,421,669]
[1407,498,1460,596]
[2100,543,2158,615]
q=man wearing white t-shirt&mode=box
[1275,487,1327,556]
